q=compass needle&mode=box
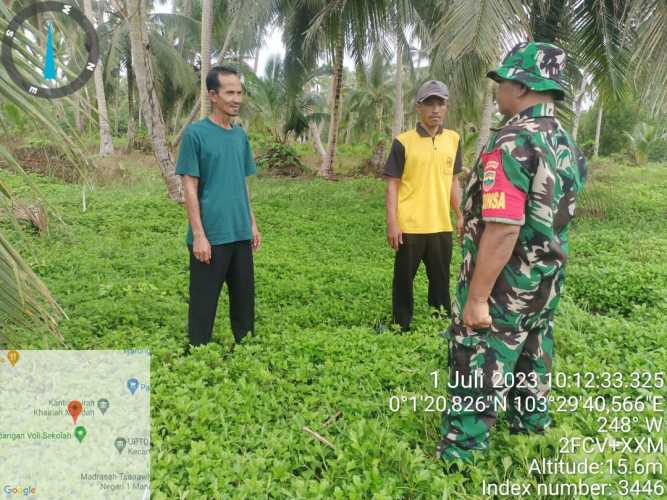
[43,21,56,81]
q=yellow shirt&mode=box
[384,125,461,233]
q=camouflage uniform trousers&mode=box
[438,306,555,462]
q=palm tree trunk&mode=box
[476,78,495,156]
[309,121,326,163]
[572,77,587,141]
[126,54,136,153]
[172,98,185,134]
[369,139,386,176]
[199,0,213,118]
[177,0,191,57]
[85,87,93,134]
[320,24,344,178]
[84,0,113,156]
[379,103,384,133]
[392,32,403,138]
[253,46,261,74]
[127,0,182,202]
[114,73,120,135]
[74,92,84,133]
[354,59,367,88]
[594,104,603,158]
[174,97,200,145]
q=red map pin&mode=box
[67,400,83,424]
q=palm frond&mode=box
[630,0,667,115]
[433,0,528,65]
[149,31,197,95]
[0,6,85,338]
[0,229,65,343]
[571,0,632,101]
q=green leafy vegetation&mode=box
[2,158,665,498]
[256,142,308,177]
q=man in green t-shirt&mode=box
[176,65,261,348]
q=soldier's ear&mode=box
[516,82,531,98]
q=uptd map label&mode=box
[0,350,150,499]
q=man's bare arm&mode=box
[469,222,520,300]
[463,222,520,328]
[385,177,402,250]
[246,180,261,251]
[182,175,211,263]
[450,174,463,239]
[450,175,462,215]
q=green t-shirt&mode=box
[176,118,257,245]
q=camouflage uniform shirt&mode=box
[451,102,587,342]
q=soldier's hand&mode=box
[456,217,464,243]
[462,298,492,330]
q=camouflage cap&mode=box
[487,42,566,100]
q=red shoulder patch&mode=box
[480,149,526,223]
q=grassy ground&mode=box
[2,158,666,498]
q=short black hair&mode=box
[514,81,558,101]
[206,65,240,93]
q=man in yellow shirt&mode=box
[384,80,463,331]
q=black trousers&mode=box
[392,231,453,330]
[187,241,254,346]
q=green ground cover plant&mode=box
[1,161,666,498]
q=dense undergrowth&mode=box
[1,159,666,498]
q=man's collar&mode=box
[506,102,556,126]
[416,122,443,137]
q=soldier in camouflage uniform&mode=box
[437,42,588,463]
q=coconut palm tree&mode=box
[243,54,330,144]
[431,0,634,155]
[346,49,395,143]
[244,55,288,140]
[571,68,592,141]
[103,3,199,144]
[389,0,435,137]
[83,0,114,156]
[199,0,213,118]
[624,122,663,165]
[124,0,182,202]
[279,0,394,178]
[432,0,528,155]
[174,0,275,145]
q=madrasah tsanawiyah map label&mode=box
[0,350,150,499]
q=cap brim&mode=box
[417,93,449,103]
[486,70,504,83]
